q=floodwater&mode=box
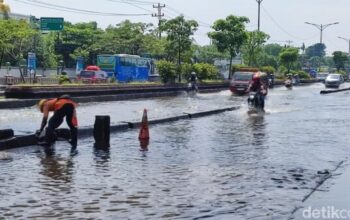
[1,83,350,219]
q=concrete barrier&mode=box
[0,106,240,151]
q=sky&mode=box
[5,0,350,55]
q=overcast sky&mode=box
[6,0,350,55]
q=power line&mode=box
[13,0,151,16]
[166,6,212,28]
[261,5,317,41]
[107,0,154,13]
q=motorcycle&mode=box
[285,79,293,89]
[247,92,264,113]
[187,82,198,95]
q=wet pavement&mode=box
[1,83,350,219]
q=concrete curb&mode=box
[0,106,240,150]
[0,85,228,109]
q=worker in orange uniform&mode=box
[37,95,78,153]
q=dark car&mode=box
[78,70,108,83]
[229,71,255,95]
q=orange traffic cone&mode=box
[139,109,150,140]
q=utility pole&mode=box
[286,40,293,47]
[152,3,165,39]
[338,36,350,55]
[305,22,339,44]
[256,0,263,31]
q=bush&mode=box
[293,70,310,79]
[57,72,71,84]
[181,63,193,82]
[193,63,219,80]
[156,60,177,84]
[260,66,276,74]
[278,66,288,75]
[231,64,248,74]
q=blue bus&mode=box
[97,54,153,82]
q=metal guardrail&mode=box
[0,77,60,85]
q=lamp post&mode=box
[5,62,10,76]
[57,60,64,75]
[338,36,350,55]
[256,0,263,31]
[305,22,339,44]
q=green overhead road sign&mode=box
[40,17,64,31]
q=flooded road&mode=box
[1,83,350,219]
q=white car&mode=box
[325,74,344,88]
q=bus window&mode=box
[120,57,137,67]
[138,58,149,67]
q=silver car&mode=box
[325,74,344,88]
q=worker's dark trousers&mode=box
[45,104,77,148]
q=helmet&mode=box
[59,94,71,99]
[253,73,260,81]
[191,72,196,75]
[38,99,47,112]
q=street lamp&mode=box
[57,60,64,75]
[5,62,10,76]
[305,22,339,44]
[338,36,350,54]
[256,0,263,31]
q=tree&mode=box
[305,43,326,58]
[193,44,229,64]
[0,19,35,81]
[242,31,269,67]
[279,47,299,73]
[209,15,249,79]
[161,16,198,82]
[264,43,283,57]
[333,51,348,72]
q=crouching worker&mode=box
[37,95,78,153]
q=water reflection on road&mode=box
[1,83,350,219]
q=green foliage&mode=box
[291,70,310,79]
[231,64,248,74]
[209,15,249,78]
[277,66,288,76]
[264,44,284,56]
[193,63,219,80]
[57,73,71,84]
[260,66,276,74]
[181,63,193,82]
[0,19,35,63]
[279,47,299,73]
[305,43,326,58]
[193,44,229,64]
[161,16,198,81]
[156,60,177,83]
[332,51,349,71]
[242,31,270,67]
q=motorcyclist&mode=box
[285,74,293,88]
[188,71,198,92]
[247,72,268,110]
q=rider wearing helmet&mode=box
[248,72,268,110]
[189,71,198,92]
[37,95,78,152]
